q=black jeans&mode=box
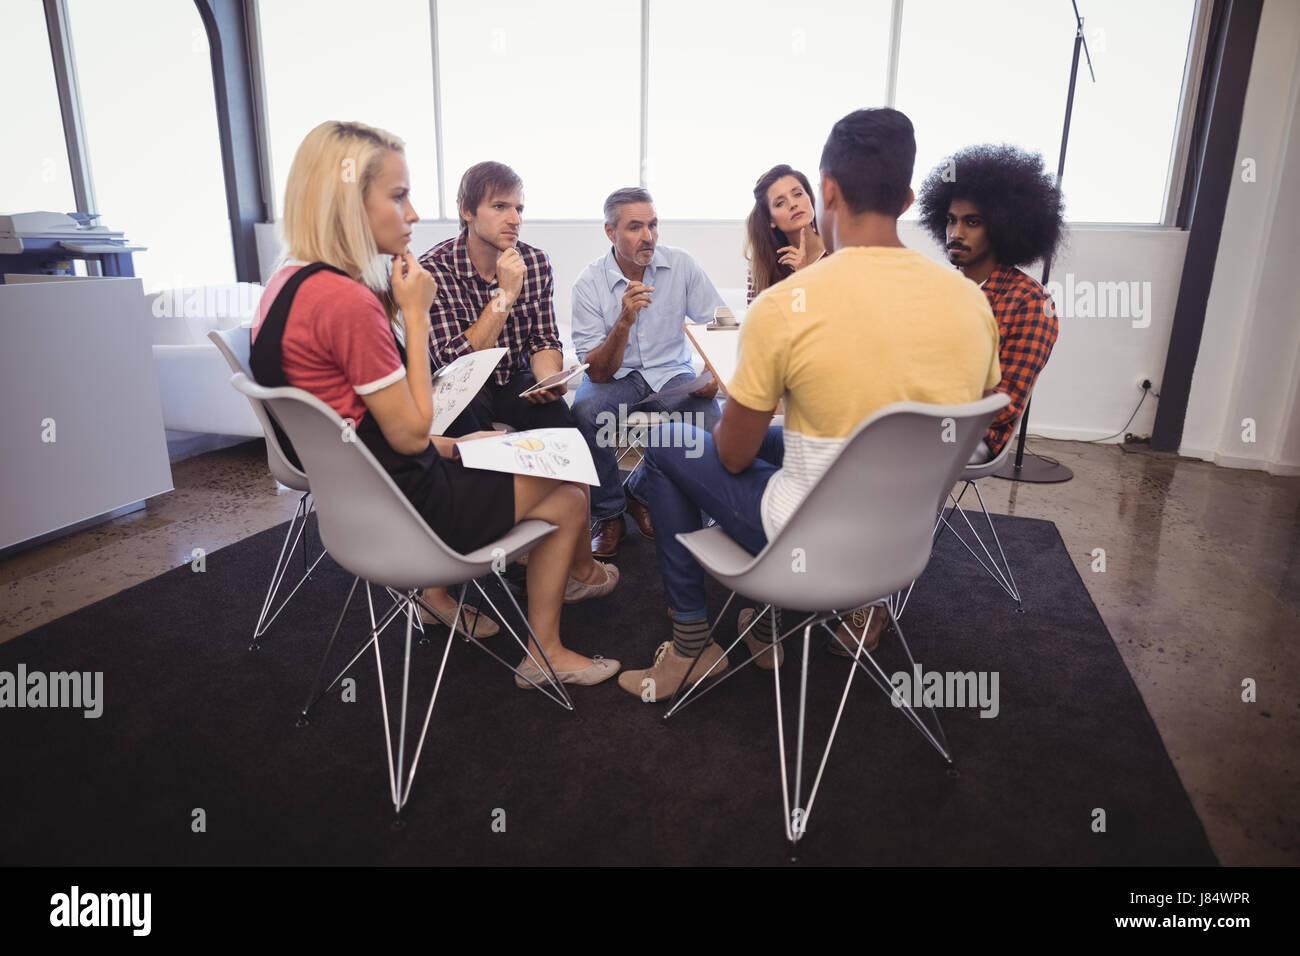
[443,370,574,437]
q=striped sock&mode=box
[752,607,781,644]
[672,617,710,658]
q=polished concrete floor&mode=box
[1,437,1296,866]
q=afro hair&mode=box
[916,144,1065,268]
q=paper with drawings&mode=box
[456,427,599,485]
[430,347,508,435]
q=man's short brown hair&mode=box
[457,161,523,231]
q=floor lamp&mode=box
[994,0,1095,484]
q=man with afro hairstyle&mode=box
[917,144,1065,459]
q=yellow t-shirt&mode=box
[728,245,1001,537]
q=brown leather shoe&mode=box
[828,602,888,657]
[591,517,625,557]
[625,496,655,539]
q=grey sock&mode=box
[672,617,710,658]
[751,607,781,643]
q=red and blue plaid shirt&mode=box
[418,233,563,386]
[981,264,1058,455]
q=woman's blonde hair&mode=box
[280,120,405,323]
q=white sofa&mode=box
[148,283,264,437]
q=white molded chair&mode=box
[230,372,566,818]
[665,394,1008,851]
[209,327,328,648]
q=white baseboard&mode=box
[1177,446,1300,476]
[1032,433,1300,475]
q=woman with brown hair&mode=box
[743,164,828,304]
[252,120,618,689]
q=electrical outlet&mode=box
[1136,376,1153,391]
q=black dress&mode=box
[250,262,516,555]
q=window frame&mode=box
[44,0,1211,232]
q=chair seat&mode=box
[676,525,758,578]
[962,442,1013,480]
[961,413,1023,480]
[460,519,556,564]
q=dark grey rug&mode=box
[0,511,1216,866]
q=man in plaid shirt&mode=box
[917,144,1066,459]
[419,161,573,436]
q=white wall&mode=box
[256,220,1187,445]
[1182,0,1300,476]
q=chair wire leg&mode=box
[790,622,812,846]
[399,586,459,810]
[899,483,972,623]
[772,619,793,844]
[481,573,573,709]
[413,577,573,711]
[802,609,871,833]
[942,499,1017,601]
[845,606,951,761]
[390,598,418,817]
[252,492,311,648]
[662,591,737,715]
[894,579,917,619]
[253,494,330,647]
[297,575,359,723]
[665,601,816,718]
[299,579,407,721]
[930,482,970,552]
[372,587,401,812]
[770,616,835,849]
[933,480,1021,606]
[300,495,311,576]
[972,481,1022,607]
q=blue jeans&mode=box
[572,370,721,521]
[641,423,785,621]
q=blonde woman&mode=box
[251,121,619,689]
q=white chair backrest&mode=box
[230,373,479,590]
[733,394,1008,612]
[209,328,308,492]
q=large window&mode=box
[896,0,1196,223]
[259,0,439,221]
[437,0,640,220]
[0,1,76,215]
[646,0,893,219]
[66,0,234,290]
[18,0,1202,255]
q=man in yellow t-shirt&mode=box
[617,108,1000,701]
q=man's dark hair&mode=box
[603,187,654,228]
[916,144,1065,267]
[457,161,523,231]
[818,108,916,217]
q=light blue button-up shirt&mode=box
[570,245,725,392]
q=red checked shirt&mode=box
[418,233,563,385]
[980,264,1059,456]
